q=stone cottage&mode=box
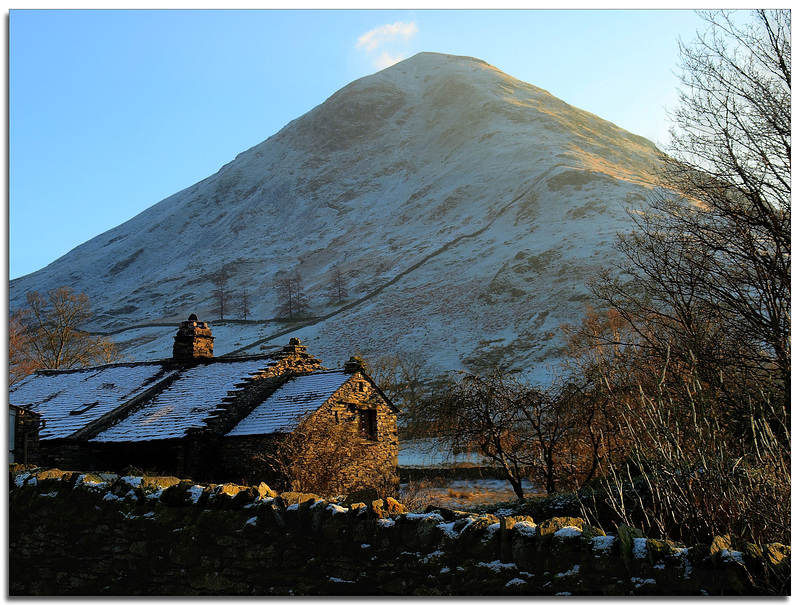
[8,315,399,492]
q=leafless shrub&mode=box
[410,369,613,499]
[398,479,440,512]
[598,357,789,546]
[256,412,392,499]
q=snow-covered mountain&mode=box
[10,52,662,378]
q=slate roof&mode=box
[9,363,178,440]
[9,355,388,446]
[227,370,353,437]
[9,357,279,442]
[91,358,277,443]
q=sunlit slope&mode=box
[10,52,662,375]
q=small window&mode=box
[359,409,378,440]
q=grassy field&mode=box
[399,477,541,511]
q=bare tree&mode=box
[661,9,789,407]
[590,9,790,427]
[10,287,121,382]
[211,269,232,321]
[574,10,790,546]
[9,314,39,385]
[325,265,348,305]
[275,269,310,320]
[239,288,251,321]
[360,350,434,419]
[416,369,595,497]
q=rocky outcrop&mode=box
[9,467,789,596]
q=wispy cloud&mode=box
[374,51,407,70]
[357,21,419,69]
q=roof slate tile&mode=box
[226,370,352,437]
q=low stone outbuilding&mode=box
[9,316,399,491]
[9,404,41,465]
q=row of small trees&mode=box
[9,263,348,384]
[274,265,349,319]
[9,262,351,383]
[209,265,349,321]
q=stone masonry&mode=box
[220,363,399,492]
[9,467,790,596]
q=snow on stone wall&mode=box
[9,467,789,596]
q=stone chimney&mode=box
[282,337,307,355]
[343,355,367,374]
[172,313,214,362]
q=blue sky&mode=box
[9,8,714,280]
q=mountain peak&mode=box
[10,53,662,377]
[374,51,504,88]
[392,51,492,69]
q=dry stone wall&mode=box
[9,467,789,596]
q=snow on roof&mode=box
[226,370,352,437]
[91,358,275,443]
[9,363,177,440]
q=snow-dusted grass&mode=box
[398,438,492,467]
[400,478,543,510]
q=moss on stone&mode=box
[8,470,789,596]
[617,524,646,558]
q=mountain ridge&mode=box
[10,52,662,377]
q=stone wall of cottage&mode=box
[314,370,399,491]
[220,370,399,492]
[9,467,789,596]
[40,440,93,471]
